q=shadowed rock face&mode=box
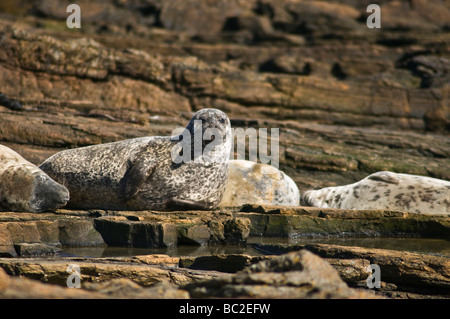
[0,0,449,300]
[183,249,379,299]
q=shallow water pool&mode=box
[59,237,450,259]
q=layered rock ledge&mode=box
[1,206,449,258]
[0,206,449,299]
[0,0,449,299]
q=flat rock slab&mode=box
[0,266,189,299]
[238,205,450,238]
[0,250,379,299]
[0,207,449,258]
[182,250,380,299]
[0,255,224,288]
[254,243,450,297]
[1,244,448,298]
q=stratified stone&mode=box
[181,254,269,273]
[254,243,450,296]
[58,219,106,247]
[13,243,61,257]
[224,217,251,243]
[183,250,380,299]
[0,257,225,287]
[0,224,16,257]
[93,218,178,248]
[303,244,450,295]
[83,279,189,299]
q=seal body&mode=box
[40,108,232,211]
[218,160,300,207]
[0,144,69,212]
[302,171,450,215]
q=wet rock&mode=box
[180,254,269,273]
[304,244,450,295]
[13,243,61,257]
[1,208,449,254]
[0,257,225,287]
[35,220,60,246]
[224,217,251,243]
[177,224,211,245]
[6,222,41,243]
[58,219,106,247]
[256,243,450,296]
[83,279,189,299]
[93,218,178,248]
[0,224,16,257]
[0,267,105,299]
[237,205,450,238]
[0,210,255,251]
[183,250,379,298]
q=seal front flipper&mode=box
[165,198,212,211]
[120,157,156,200]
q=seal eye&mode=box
[219,118,225,124]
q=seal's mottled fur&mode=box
[0,144,69,212]
[219,160,300,207]
[40,109,232,210]
[303,171,450,215]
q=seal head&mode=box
[28,173,70,212]
[0,144,69,212]
[172,108,232,165]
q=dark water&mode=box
[60,237,450,258]
[60,244,264,258]
[249,237,450,258]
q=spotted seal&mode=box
[0,144,69,212]
[218,160,300,207]
[302,171,450,215]
[39,108,232,211]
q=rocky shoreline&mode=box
[0,0,449,299]
[0,206,449,299]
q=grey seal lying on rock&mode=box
[302,171,450,215]
[40,108,232,211]
[218,160,300,207]
[0,144,69,212]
